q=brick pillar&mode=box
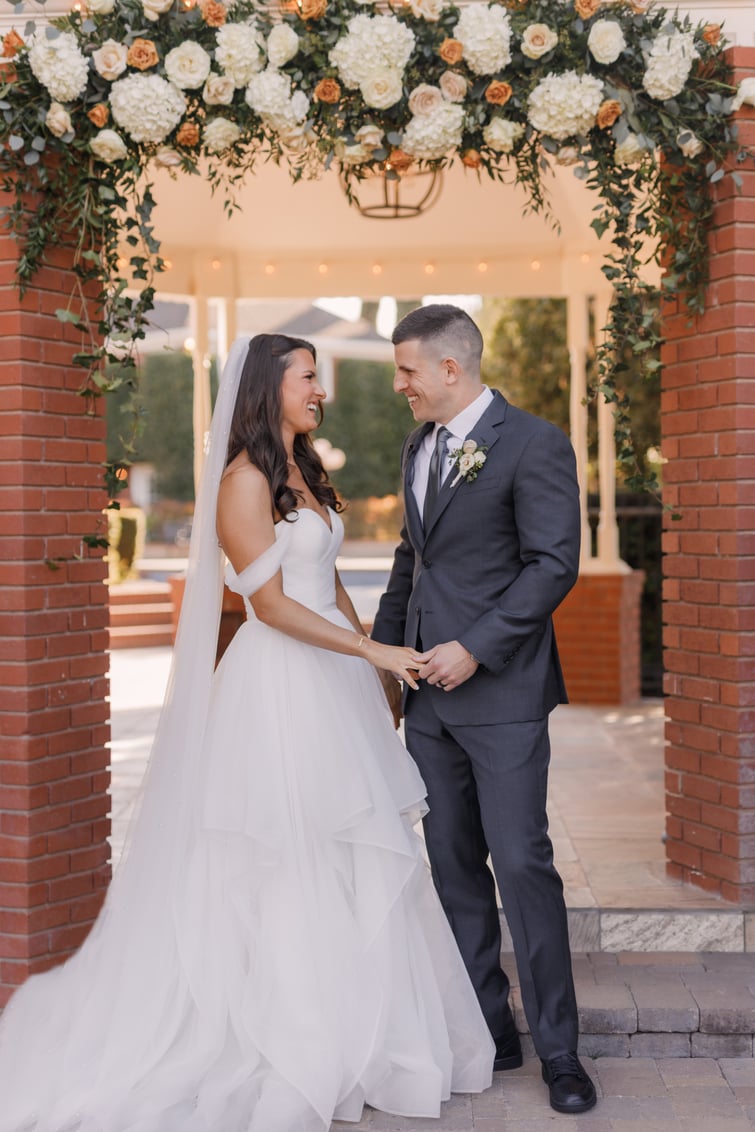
[661,46,755,902]
[0,238,111,1007]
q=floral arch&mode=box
[0,0,751,494]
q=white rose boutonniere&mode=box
[450,439,488,487]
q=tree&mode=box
[319,359,413,499]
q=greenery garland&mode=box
[0,0,749,512]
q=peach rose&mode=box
[313,77,341,103]
[702,23,721,47]
[298,0,327,20]
[575,0,602,18]
[200,0,227,27]
[176,121,200,146]
[596,99,622,129]
[127,39,159,71]
[386,148,413,174]
[461,149,481,169]
[485,80,513,106]
[440,70,467,102]
[408,84,443,116]
[439,38,464,66]
[88,103,110,128]
[2,30,24,58]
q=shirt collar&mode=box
[440,386,494,444]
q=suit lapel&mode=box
[424,391,509,539]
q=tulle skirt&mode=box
[0,612,493,1131]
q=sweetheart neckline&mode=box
[276,507,334,535]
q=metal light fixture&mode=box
[343,166,444,220]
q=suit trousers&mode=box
[404,682,578,1060]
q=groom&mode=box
[372,305,596,1115]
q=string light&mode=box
[371,263,383,275]
[264,263,275,275]
[210,258,222,271]
[317,262,329,275]
[581,253,591,264]
[477,261,488,273]
[530,259,541,271]
[116,257,127,270]
[162,259,172,270]
[424,262,436,275]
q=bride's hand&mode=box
[362,641,422,691]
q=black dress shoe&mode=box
[541,1052,597,1114]
[493,1029,523,1071]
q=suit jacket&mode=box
[371,390,581,725]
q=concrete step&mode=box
[109,582,172,605]
[109,625,174,649]
[505,952,755,1059]
[110,603,174,628]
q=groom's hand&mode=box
[415,641,479,692]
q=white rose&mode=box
[90,128,128,162]
[408,83,443,116]
[677,129,703,158]
[141,0,173,20]
[556,145,580,166]
[473,451,486,467]
[165,42,212,90]
[203,73,235,105]
[732,77,755,111]
[276,123,310,153]
[459,453,475,475]
[204,116,242,153]
[408,0,444,20]
[439,70,467,103]
[483,116,524,153]
[45,102,73,138]
[461,439,477,454]
[521,24,558,61]
[337,141,371,165]
[92,39,128,82]
[614,130,650,165]
[86,0,116,12]
[266,24,299,69]
[154,146,182,167]
[587,20,627,66]
[361,70,404,111]
[355,123,383,149]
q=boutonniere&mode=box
[450,439,488,487]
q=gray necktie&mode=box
[423,426,451,528]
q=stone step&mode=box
[109,582,172,605]
[109,625,174,649]
[110,603,174,628]
[504,952,755,1059]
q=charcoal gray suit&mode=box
[372,390,581,1058]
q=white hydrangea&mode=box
[266,24,299,69]
[402,102,464,160]
[164,42,212,90]
[204,117,242,153]
[527,71,604,140]
[642,28,697,101]
[483,117,524,153]
[216,21,266,87]
[245,69,308,128]
[28,31,89,103]
[109,74,187,144]
[587,20,626,65]
[454,4,512,76]
[329,13,415,90]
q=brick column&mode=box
[661,46,755,902]
[0,238,111,1007]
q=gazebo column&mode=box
[0,235,111,1008]
[661,46,755,902]
[553,289,644,704]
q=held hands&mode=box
[414,640,479,692]
[361,640,422,692]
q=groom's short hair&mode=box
[392,304,483,374]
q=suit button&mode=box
[415,606,421,614]
[422,559,431,568]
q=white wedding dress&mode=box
[0,503,494,1132]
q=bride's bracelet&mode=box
[357,635,367,650]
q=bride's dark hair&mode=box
[226,333,343,522]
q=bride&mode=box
[0,334,494,1131]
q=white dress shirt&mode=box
[412,387,494,515]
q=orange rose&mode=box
[461,149,481,169]
[439,38,464,66]
[2,30,24,58]
[200,0,227,27]
[575,0,601,18]
[485,80,513,107]
[385,148,413,175]
[298,0,327,20]
[87,103,110,128]
[702,23,721,47]
[596,99,622,129]
[127,39,159,71]
[176,121,200,147]
[313,77,341,103]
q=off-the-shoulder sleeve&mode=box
[224,531,289,598]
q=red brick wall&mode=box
[661,46,755,902]
[554,570,645,704]
[0,238,111,1007]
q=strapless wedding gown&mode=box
[0,508,493,1132]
